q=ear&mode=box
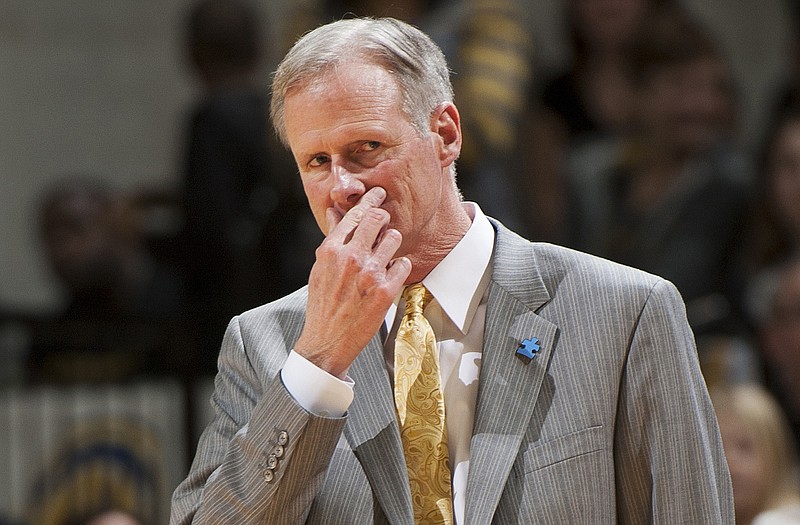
[430,102,462,168]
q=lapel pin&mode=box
[516,337,541,362]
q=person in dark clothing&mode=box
[566,6,752,337]
[181,0,319,374]
[31,177,187,383]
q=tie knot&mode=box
[402,283,431,316]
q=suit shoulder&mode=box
[525,243,689,330]
[234,287,308,338]
[531,242,669,295]
[491,220,675,306]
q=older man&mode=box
[171,17,733,524]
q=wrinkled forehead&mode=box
[285,61,405,118]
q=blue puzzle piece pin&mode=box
[516,337,541,361]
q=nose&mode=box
[330,160,365,212]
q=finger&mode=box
[358,185,387,209]
[327,187,386,244]
[371,226,402,265]
[385,256,412,286]
[325,207,342,234]
[349,207,391,251]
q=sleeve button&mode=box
[263,468,275,483]
[277,430,289,446]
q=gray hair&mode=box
[270,17,454,146]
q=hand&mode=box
[294,186,411,379]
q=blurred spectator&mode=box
[447,0,534,229]
[25,418,163,525]
[766,4,800,142]
[29,177,187,383]
[515,0,671,242]
[712,384,800,525]
[748,257,800,450]
[740,108,800,447]
[85,512,143,525]
[698,332,762,391]
[566,5,752,336]
[38,177,183,320]
[181,0,318,374]
[543,0,665,138]
[742,107,800,277]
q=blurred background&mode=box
[2,0,800,523]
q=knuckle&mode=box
[366,207,389,223]
[346,207,364,222]
[356,268,384,293]
[315,241,337,259]
[360,258,381,275]
[382,228,401,244]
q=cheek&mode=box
[378,193,411,231]
[301,180,332,232]
[302,175,329,204]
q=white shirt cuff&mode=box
[280,350,354,417]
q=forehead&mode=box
[288,62,401,111]
[283,62,410,147]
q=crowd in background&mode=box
[2,0,800,523]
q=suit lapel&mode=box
[465,222,559,525]
[344,333,414,525]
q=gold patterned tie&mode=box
[394,284,454,525]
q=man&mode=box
[170,17,733,524]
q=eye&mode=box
[358,141,381,153]
[308,154,330,168]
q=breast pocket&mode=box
[496,425,614,524]
[517,424,605,475]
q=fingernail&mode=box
[392,256,410,269]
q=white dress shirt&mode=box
[282,202,495,524]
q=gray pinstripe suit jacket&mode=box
[170,220,734,524]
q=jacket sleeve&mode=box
[614,279,734,524]
[169,315,347,524]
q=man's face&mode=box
[283,62,452,259]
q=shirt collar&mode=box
[384,202,494,335]
[424,202,494,333]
